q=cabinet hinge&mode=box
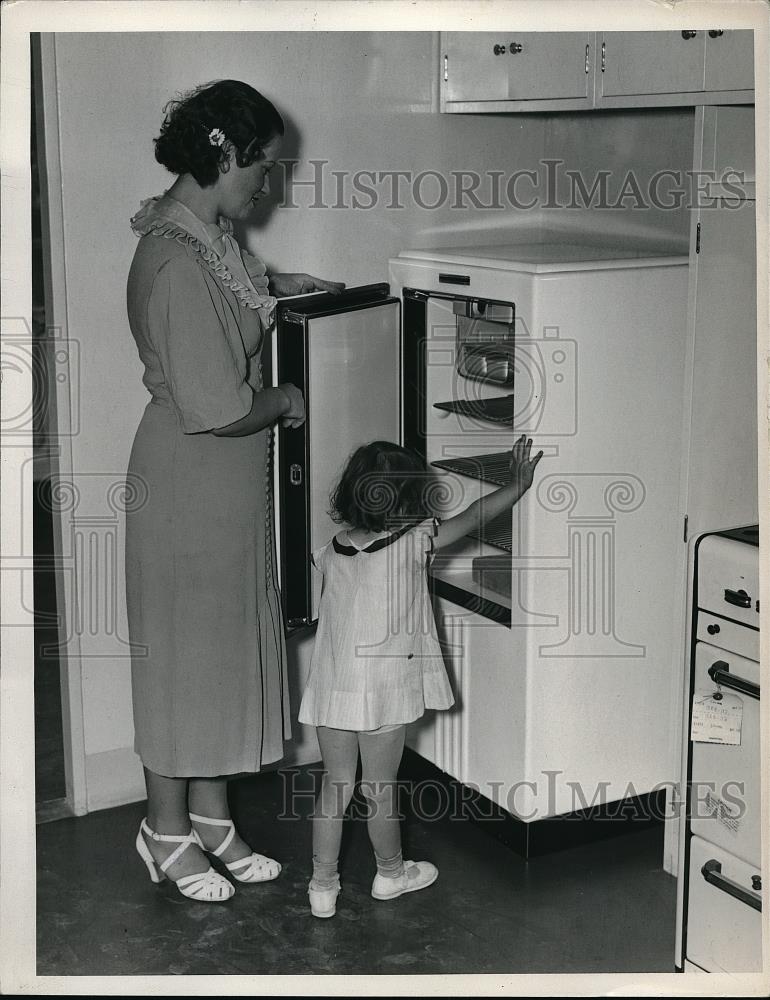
[695,222,701,254]
[683,515,689,542]
[443,54,448,82]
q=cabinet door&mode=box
[444,32,592,107]
[599,30,705,98]
[704,29,754,92]
[683,199,758,539]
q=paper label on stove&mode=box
[690,692,743,745]
[704,789,741,834]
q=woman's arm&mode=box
[268,273,345,297]
[211,382,303,437]
[434,436,543,551]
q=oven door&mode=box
[686,835,762,973]
[273,284,401,628]
[689,641,761,864]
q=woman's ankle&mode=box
[145,814,191,836]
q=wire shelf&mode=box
[431,452,512,487]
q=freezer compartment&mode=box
[697,534,760,628]
[685,835,762,972]
[275,285,401,627]
[689,642,761,864]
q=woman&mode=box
[126,79,342,902]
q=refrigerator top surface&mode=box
[395,241,689,273]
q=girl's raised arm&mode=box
[434,436,543,551]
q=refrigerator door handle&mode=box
[701,859,762,912]
[707,660,760,700]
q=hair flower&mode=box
[208,128,226,147]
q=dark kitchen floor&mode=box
[37,767,677,976]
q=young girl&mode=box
[298,435,543,917]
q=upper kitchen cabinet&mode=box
[441,32,594,112]
[703,28,755,92]
[596,29,754,108]
[597,31,706,102]
[441,30,754,113]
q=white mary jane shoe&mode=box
[371,859,438,900]
[189,812,282,883]
[135,818,235,902]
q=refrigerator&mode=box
[272,241,691,820]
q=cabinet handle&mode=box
[681,30,698,39]
[707,659,760,700]
[601,40,606,72]
[701,859,762,912]
[709,29,724,38]
[724,587,751,609]
[585,43,589,73]
[706,623,720,635]
[509,42,523,54]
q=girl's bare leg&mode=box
[311,727,360,887]
[358,725,406,875]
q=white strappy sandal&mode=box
[189,812,281,883]
[135,818,235,902]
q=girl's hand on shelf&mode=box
[508,435,543,492]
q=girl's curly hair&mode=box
[329,441,432,533]
[153,79,284,188]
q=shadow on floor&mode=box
[36,766,676,976]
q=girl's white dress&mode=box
[298,518,455,731]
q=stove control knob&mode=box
[707,623,720,635]
[752,875,762,891]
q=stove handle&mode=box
[724,587,752,609]
[701,859,762,912]
[708,660,760,700]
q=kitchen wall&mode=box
[541,108,694,249]
[43,30,694,810]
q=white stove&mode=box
[676,525,762,973]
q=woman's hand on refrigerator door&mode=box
[277,382,306,429]
[508,435,543,493]
[268,273,346,297]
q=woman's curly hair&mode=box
[154,79,284,187]
[329,441,432,533]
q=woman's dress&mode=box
[125,195,290,777]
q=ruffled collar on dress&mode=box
[130,193,276,325]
